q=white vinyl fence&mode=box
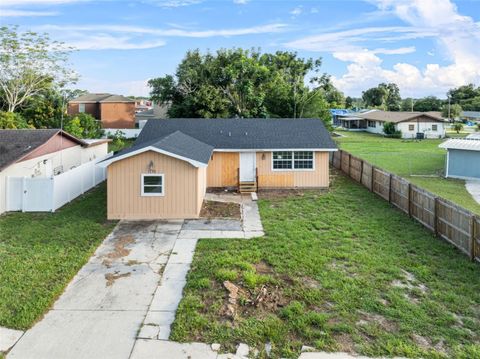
[6,154,112,212]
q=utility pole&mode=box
[448,95,451,122]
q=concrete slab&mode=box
[0,327,23,352]
[466,180,480,205]
[8,310,142,359]
[169,238,198,263]
[131,340,218,359]
[241,199,263,233]
[149,278,187,312]
[9,220,182,359]
[183,219,242,231]
[142,311,176,340]
[205,192,243,204]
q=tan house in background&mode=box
[68,93,136,129]
[99,118,337,220]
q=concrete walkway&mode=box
[8,194,264,359]
[466,180,480,205]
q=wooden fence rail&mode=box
[331,149,480,262]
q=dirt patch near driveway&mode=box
[106,235,135,260]
[200,200,241,219]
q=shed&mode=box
[439,138,480,180]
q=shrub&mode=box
[108,130,126,149]
[64,113,103,139]
[382,121,402,138]
[452,122,464,134]
[0,111,30,129]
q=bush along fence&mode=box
[331,150,480,262]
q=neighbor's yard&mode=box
[0,184,116,330]
[334,131,480,215]
[171,172,480,358]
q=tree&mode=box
[442,103,462,120]
[64,113,103,139]
[0,25,77,112]
[401,98,414,111]
[452,122,464,134]
[20,88,65,128]
[362,83,401,111]
[345,96,353,109]
[148,48,339,128]
[413,96,444,112]
[0,111,30,129]
[447,84,480,111]
[362,86,388,108]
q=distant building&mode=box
[338,110,447,139]
[68,93,136,129]
[461,111,480,122]
[135,103,170,128]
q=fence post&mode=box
[21,176,26,212]
[388,173,392,203]
[360,159,364,184]
[348,153,351,177]
[370,166,375,192]
[407,183,412,217]
[470,215,475,261]
[434,197,439,237]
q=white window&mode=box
[79,103,85,113]
[432,124,438,131]
[367,120,376,127]
[141,174,164,196]
[272,151,314,170]
[408,124,415,131]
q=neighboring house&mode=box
[439,137,480,180]
[461,111,480,122]
[338,110,447,139]
[99,118,337,220]
[135,103,169,128]
[0,129,109,214]
[68,93,136,129]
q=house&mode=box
[135,103,169,128]
[0,129,110,214]
[338,110,447,138]
[461,111,480,123]
[68,93,136,129]
[439,137,480,180]
[99,118,337,220]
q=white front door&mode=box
[239,152,256,182]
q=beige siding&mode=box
[207,152,239,187]
[107,151,202,220]
[197,167,207,213]
[255,151,329,188]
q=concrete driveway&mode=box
[8,194,264,359]
[8,220,183,359]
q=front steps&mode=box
[239,181,257,193]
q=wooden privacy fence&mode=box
[331,150,480,262]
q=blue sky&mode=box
[1,0,480,99]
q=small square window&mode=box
[79,103,85,113]
[408,124,415,131]
[432,124,438,131]
[141,174,164,196]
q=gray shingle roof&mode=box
[69,93,134,103]
[136,118,336,150]
[111,130,213,165]
[339,110,446,123]
[0,129,86,171]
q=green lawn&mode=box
[334,131,480,215]
[0,184,116,330]
[171,173,480,358]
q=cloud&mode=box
[233,0,249,4]
[34,22,287,50]
[0,9,58,16]
[286,0,480,97]
[146,0,202,7]
[290,6,303,16]
[75,78,151,96]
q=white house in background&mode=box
[338,110,447,139]
[0,129,110,214]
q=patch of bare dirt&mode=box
[254,261,273,275]
[259,188,327,200]
[391,269,428,304]
[105,272,131,286]
[356,311,399,333]
[200,200,241,219]
[334,333,357,354]
[302,277,321,289]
